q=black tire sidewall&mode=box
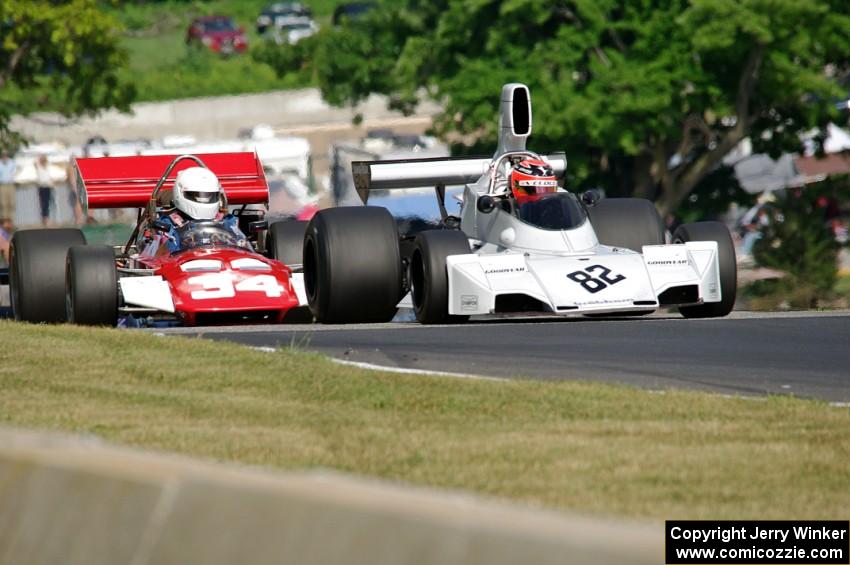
[267,220,308,265]
[411,230,471,324]
[588,198,664,251]
[304,207,402,323]
[10,229,86,323]
[303,213,332,319]
[66,245,118,326]
[673,221,737,318]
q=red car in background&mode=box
[186,16,248,54]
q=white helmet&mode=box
[172,167,222,220]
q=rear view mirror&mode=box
[581,190,601,207]
[477,195,496,214]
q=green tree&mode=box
[261,0,850,215]
[675,164,755,224]
[0,0,135,147]
[752,185,844,307]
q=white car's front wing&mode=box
[446,242,720,315]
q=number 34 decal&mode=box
[187,273,285,299]
[566,265,626,294]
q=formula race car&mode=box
[9,152,310,326]
[301,83,737,324]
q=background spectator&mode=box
[65,158,83,225]
[0,150,16,230]
[664,213,681,242]
[0,217,11,265]
[34,155,55,226]
[738,204,771,262]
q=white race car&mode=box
[301,83,736,324]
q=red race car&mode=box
[186,16,248,54]
[9,153,310,326]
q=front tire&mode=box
[673,222,737,318]
[65,245,118,326]
[587,198,664,252]
[303,207,402,323]
[10,229,86,323]
[410,230,471,324]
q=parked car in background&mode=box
[332,2,376,26]
[256,3,317,45]
[256,3,313,34]
[186,16,248,55]
[276,21,319,44]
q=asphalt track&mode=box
[156,310,850,402]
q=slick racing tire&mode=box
[267,220,308,266]
[673,222,737,318]
[9,228,86,323]
[410,230,471,324]
[587,198,664,252]
[303,206,402,323]
[65,245,118,326]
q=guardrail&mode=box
[0,427,660,565]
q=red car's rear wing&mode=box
[73,152,269,209]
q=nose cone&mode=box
[160,249,299,315]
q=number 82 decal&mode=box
[188,273,285,299]
[566,265,626,294]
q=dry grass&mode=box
[1,321,848,520]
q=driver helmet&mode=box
[172,167,222,220]
[510,158,558,204]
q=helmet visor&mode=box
[184,190,218,204]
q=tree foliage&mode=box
[261,0,850,215]
[675,164,755,224]
[0,0,135,147]
[751,183,846,307]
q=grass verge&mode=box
[107,0,346,103]
[1,320,848,519]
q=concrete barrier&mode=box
[0,427,661,565]
[10,89,442,145]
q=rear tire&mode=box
[303,207,402,323]
[410,230,471,324]
[267,220,308,265]
[673,222,737,318]
[10,229,86,323]
[65,245,118,326]
[588,198,664,251]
